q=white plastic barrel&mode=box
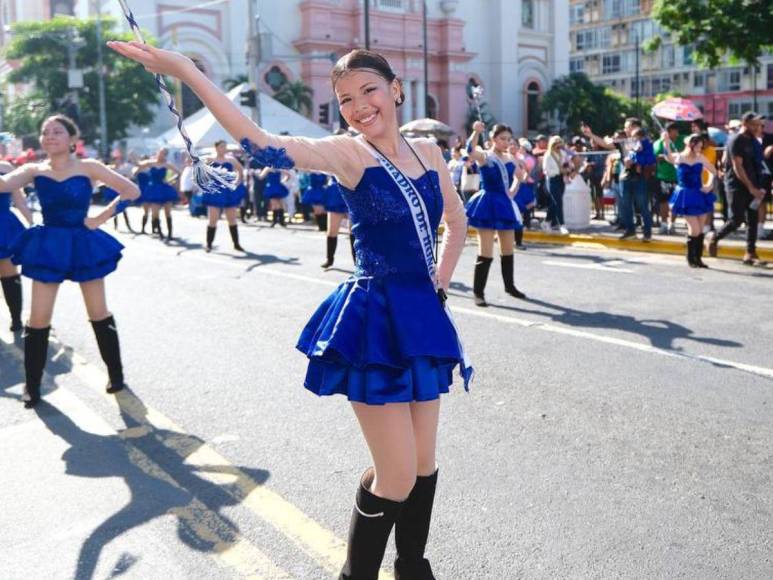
[563,174,591,229]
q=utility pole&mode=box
[634,33,640,119]
[93,0,109,161]
[364,0,370,49]
[422,0,429,118]
[247,0,261,125]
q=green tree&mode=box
[649,0,772,68]
[2,92,50,138]
[223,74,249,91]
[272,80,314,117]
[540,73,636,136]
[3,16,160,145]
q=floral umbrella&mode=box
[651,97,703,122]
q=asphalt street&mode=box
[1,207,771,580]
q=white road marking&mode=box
[542,259,635,273]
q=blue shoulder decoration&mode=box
[240,138,296,169]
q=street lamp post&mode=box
[423,0,429,118]
[364,0,370,50]
[93,0,109,161]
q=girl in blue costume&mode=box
[508,141,536,250]
[132,163,152,233]
[202,140,247,252]
[0,160,34,332]
[0,115,140,408]
[259,166,290,227]
[465,121,526,306]
[111,40,471,579]
[101,159,136,232]
[662,132,716,268]
[135,147,181,239]
[321,173,355,269]
[302,171,329,231]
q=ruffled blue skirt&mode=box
[669,186,707,216]
[297,273,471,405]
[263,184,289,200]
[203,184,247,208]
[11,225,124,283]
[302,186,326,206]
[142,183,178,204]
[466,190,520,230]
[0,211,25,259]
[324,190,348,213]
[703,192,717,215]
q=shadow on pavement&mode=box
[0,333,72,403]
[34,388,271,580]
[487,297,743,352]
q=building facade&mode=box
[1,0,569,138]
[568,0,773,126]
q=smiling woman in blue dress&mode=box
[110,40,471,579]
[0,159,33,332]
[0,115,140,408]
[661,132,717,268]
[202,140,247,252]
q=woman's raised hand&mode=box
[472,120,486,134]
[107,41,195,79]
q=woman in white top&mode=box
[542,136,571,234]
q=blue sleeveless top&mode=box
[676,163,702,190]
[10,175,124,282]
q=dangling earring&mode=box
[70,144,76,153]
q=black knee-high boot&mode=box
[315,214,327,231]
[151,217,162,237]
[515,228,525,249]
[340,468,404,580]
[276,208,286,227]
[1,274,23,331]
[165,215,173,240]
[229,224,245,251]
[501,255,526,299]
[473,256,493,307]
[90,315,125,393]
[206,226,216,252]
[696,234,709,268]
[321,236,338,269]
[141,213,148,234]
[349,235,356,264]
[394,470,438,580]
[23,326,50,408]
[686,236,698,268]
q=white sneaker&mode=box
[659,224,668,235]
[559,226,569,236]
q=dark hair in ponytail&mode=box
[331,49,405,107]
[491,124,513,139]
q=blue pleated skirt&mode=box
[669,186,708,217]
[302,186,326,206]
[297,273,471,405]
[203,183,247,208]
[11,225,124,283]
[466,190,520,230]
[0,211,25,260]
[142,182,179,204]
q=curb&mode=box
[435,225,773,262]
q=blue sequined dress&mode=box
[142,167,178,204]
[301,172,328,206]
[324,177,348,213]
[11,175,124,282]
[202,161,247,208]
[465,154,521,230]
[669,163,708,216]
[263,171,289,199]
[241,139,471,404]
[0,189,25,260]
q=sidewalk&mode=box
[518,219,773,261]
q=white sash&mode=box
[488,153,523,225]
[362,139,474,386]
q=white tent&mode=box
[157,84,330,148]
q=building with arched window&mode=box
[1,0,569,138]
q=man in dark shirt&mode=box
[707,112,766,264]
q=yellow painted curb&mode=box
[437,225,773,262]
